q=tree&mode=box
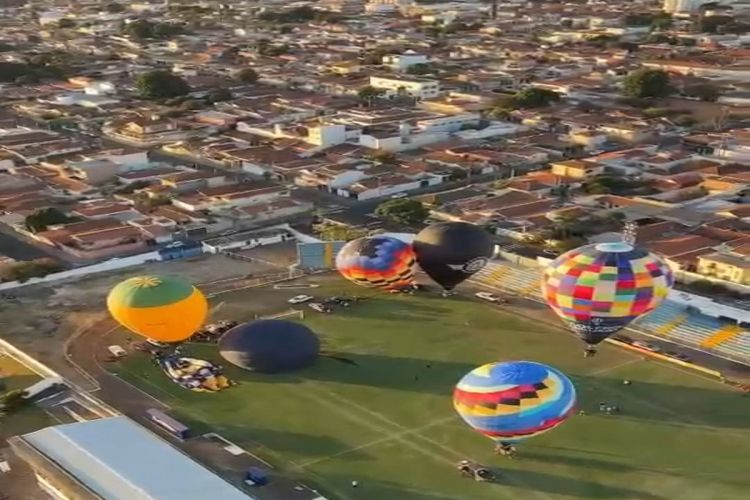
[1,259,63,283]
[124,20,185,40]
[314,223,367,241]
[406,63,432,75]
[0,389,27,414]
[622,68,672,98]
[358,85,384,103]
[697,15,732,34]
[375,199,430,226]
[368,150,397,164]
[24,207,74,233]
[105,2,125,13]
[57,18,75,29]
[685,82,720,102]
[136,70,190,99]
[236,67,258,84]
[207,87,232,103]
[511,88,560,108]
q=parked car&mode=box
[146,339,170,348]
[107,345,127,358]
[324,297,351,307]
[475,292,506,304]
[390,192,408,199]
[308,302,332,313]
[288,294,314,304]
[633,340,661,353]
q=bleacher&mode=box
[471,261,750,364]
[715,332,750,360]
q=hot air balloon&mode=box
[413,222,493,291]
[107,275,208,343]
[336,236,416,289]
[453,361,576,450]
[219,320,320,373]
[541,242,674,356]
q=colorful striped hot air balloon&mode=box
[453,361,576,446]
[541,242,674,355]
[107,275,208,343]
[335,236,416,289]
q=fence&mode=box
[0,251,163,291]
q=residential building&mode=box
[369,76,440,100]
[697,249,750,285]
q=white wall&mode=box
[0,251,163,291]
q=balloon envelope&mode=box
[541,242,674,345]
[413,222,493,290]
[107,275,208,342]
[218,320,320,373]
[453,361,576,444]
[336,236,416,289]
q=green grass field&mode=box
[115,281,750,500]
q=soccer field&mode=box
[115,281,750,500]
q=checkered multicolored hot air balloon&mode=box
[541,242,674,352]
[107,275,208,343]
[453,361,576,445]
[336,236,416,289]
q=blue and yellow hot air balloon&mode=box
[336,236,416,289]
[541,242,674,354]
[453,361,576,445]
[107,275,208,343]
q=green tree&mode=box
[622,68,672,98]
[1,259,63,283]
[685,82,720,102]
[697,15,732,33]
[105,2,125,13]
[24,207,74,233]
[313,222,368,241]
[207,87,232,103]
[358,85,384,103]
[57,18,75,29]
[0,389,27,414]
[236,67,258,84]
[375,199,430,226]
[511,88,560,108]
[406,63,432,75]
[651,13,673,31]
[368,150,397,164]
[136,70,190,99]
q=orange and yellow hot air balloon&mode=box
[107,275,208,342]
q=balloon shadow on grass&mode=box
[522,450,750,489]
[493,468,665,500]
[219,351,750,428]
[339,299,453,323]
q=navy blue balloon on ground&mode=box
[218,320,320,373]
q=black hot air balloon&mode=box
[413,222,494,291]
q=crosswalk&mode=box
[472,261,750,364]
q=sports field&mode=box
[114,280,750,500]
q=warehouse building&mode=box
[8,416,251,500]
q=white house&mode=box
[369,76,440,100]
[416,113,480,133]
[382,51,428,71]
